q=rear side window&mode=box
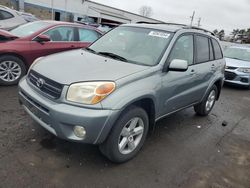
[212,39,223,59]
[78,28,100,43]
[196,35,209,63]
[0,10,14,20]
[209,39,214,61]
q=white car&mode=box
[0,6,27,30]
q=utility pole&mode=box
[65,0,68,21]
[51,0,54,20]
[190,11,195,26]
[197,17,201,27]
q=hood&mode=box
[32,49,150,85]
[225,57,250,68]
[0,29,18,41]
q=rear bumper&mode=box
[18,78,120,144]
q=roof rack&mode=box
[136,21,187,27]
[136,21,215,36]
[183,26,215,36]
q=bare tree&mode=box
[139,6,153,17]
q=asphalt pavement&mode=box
[0,85,249,188]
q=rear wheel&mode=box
[99,106,149,163]
[0,55,26,86]
[194,85,218,116]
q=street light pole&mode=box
[51,0,54,20]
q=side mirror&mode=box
[168,59,188,72]
[34,34,51,43]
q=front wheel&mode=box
[99,106,149,163]
[0,55,26,86]
[194,85,218,116]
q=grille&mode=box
[28,70,63,99]
[225,71,237,80]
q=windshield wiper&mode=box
[97,52,128,62]
[84,47,97,54]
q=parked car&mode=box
[0,20,102,85]
[18,23,225,163]
[224,46,250,89]
[19,12,39,22]
[0,5,27,30]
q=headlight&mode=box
[238,67,250,73]
[66,81,116,105]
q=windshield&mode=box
[88,26,173,66]
[10,21,52,37]
[224,47,250,62]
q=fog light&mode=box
[73,126,86,139]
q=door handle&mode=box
[190,69,196,75]
[70,45,75,48]
[211,64,216,71]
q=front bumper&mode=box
[224,70,250,87]
[18,78,119,144]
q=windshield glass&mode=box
[10,21,52,37]
[89,26,173,66]
[224,47,250,62]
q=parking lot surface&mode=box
[0,85,250,188]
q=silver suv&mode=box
[18,23,225,163]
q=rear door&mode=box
[160,34,201,115]
[191,35,217,100]
[77,28,101,48]
[29,26,79,62]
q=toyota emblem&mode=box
[36,78,45,88]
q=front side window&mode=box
[168,35,194,65]
[45,26,75,41]
[89,26,173,66]
[79,28,100,42]
[196,35,210,63]
[0,10,14,20]
[212,39,223,59]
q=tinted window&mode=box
[45,26,75,41]
[169,35,194,65]
[212,39,223,59]
[196,36,210,63]
[79,28,99,42]
[0,10,14,20]
[209,39,214,61]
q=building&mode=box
[1,0,163,25]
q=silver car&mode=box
[224,46,250,89]
[18,23,225,163]
[0,6,27,30]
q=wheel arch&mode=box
[0,53,28,71]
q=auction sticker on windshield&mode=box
[148,31,170,38]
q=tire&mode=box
[99,106,149,163]
[194,85,218,116]
[0,55,26,86]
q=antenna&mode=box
[197,17,201,27]
[190,11,195,26]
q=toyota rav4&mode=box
[18,23,225,163]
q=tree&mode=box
[213,29,218,35]
[218,30,225,40]
[139,6,153,17]
[231,29,239,40]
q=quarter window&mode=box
[196,36,210,63]
[78,28,99,43]
[212,39,223,59]
[209,39,214,61]
[0,10,14,20]
[168,35,194,65]
[44,26,75,41]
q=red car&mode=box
[0,20,102,85]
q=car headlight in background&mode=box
[238,67,250,73]
[66,81,116,105]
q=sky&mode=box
[92,0,250,35]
